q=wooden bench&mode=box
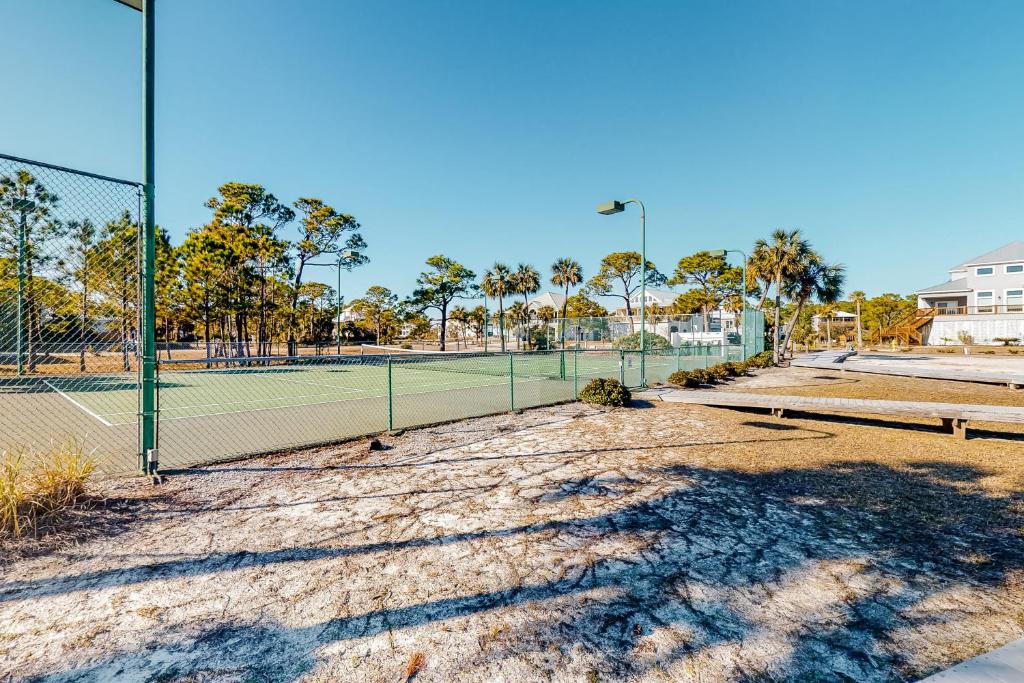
[661,390,1024,439]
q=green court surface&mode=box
[40,351,626,427]
[2,349,729,473]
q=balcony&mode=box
[928,305,1024,316]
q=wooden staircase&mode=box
[872,308,937,346]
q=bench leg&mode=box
[771,407,786,418]
[942,417,968,439]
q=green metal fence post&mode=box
[619,350,625,385]
[675,344,680,372]
[573,349,578,399]
[509,352,515,411]
[559,349,566,380]
[139,0,157,475]
[387,354,394,431]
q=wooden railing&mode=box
[927,305,1024,316]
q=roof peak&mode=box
[953,241,1024,269]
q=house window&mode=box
[976,267,995,276]
[1007,264,1024,274]
[1007,290,1023,313]
[977,291,994,313]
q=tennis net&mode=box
[361,345,566,380]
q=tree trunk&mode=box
[438,303,448,352]
[79,278,88,373]
[773,272,782,364]
[780,298,807,357]
[498,296,506,352]
[856,302,863,347]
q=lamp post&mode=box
[307,249,359,355]
[598,198,646,386]
[11,198,36,376]
[709,248,748,359]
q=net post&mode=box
[386,354,394,431]
[509,352,515,412]
[676,344,681,372]
[619,350,625,385]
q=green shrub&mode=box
[743,351,774,370]
[722,361,747,377]
[578,377,632,407]
[612,332,672,351]
[667,370,700,387]
[709,364,732,381]
[688,368,716,385]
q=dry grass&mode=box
[404,651,426,680]
[0,441,95,539]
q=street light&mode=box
[307,249,360,355]
[12,198,36,375]
[597,198,647,386]
[709,248,749,359]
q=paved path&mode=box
[918,637,1024,681]
[791,353,1024,387]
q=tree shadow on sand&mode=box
[17,457,1024,682]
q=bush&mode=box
[722,361,747,377]
[612,332,672,351]
[1,442,94,539]
[667,370,701,388]
[688,368,716,385]
[743,351,774,370]
[578,377,632,407]
[709,364,733,381]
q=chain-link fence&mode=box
[151,342,767,470]
[0,154,143,474]
[0,152,768,475]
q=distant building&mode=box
[911,241,1024,344]
[526,292,567,314]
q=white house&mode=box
[526,292,567,314]
[913,241,1024,344]
[626,288,681,310]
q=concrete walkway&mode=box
[918,637,1024,681]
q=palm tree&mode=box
[535,305,556,350]
[507,302,528,350]
[817,302,838,347]
[550,258,583,347]
[468,305,487,346]
[850,290,866,348]
[481,262,512,352]
[511,263,541,349]
[753,229,812,363]
[780,256,846,356]
[447,305,468,349]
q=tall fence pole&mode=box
[139,0,158,474]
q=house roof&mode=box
[914,280,973,295]
[628,288,679,303]
[526,292,567,310]
[953,241,1024,269]
[813,311,857,319]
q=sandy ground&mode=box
[2,369,1024,682]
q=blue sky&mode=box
[2,0,1023,305]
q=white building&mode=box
[912,241,1024,345]
[526,292,567,314]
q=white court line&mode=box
[158,375,553,422]
[274,375,369,393]
[43,380,114,427]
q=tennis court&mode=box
[1,350,636,473]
